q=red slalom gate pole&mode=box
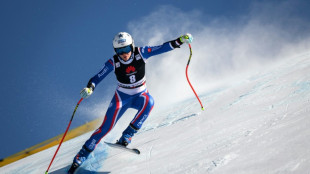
[185,44,204,111]
[45,98,84,174]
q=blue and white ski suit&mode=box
[82,38,183,152]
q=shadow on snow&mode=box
[49,164,111,174]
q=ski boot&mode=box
[67,162,79,174]
[116,124,138,147]
[67,145,92,174]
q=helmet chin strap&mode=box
[131,43,135,52]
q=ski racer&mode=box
[68,32,193,173]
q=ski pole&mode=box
[185,44,204,111]
[45,98,84,174]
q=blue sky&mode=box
[1,0,310,159]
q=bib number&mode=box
[129,75,136,83]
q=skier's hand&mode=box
[80,87,93,99]
[180,33,193,44]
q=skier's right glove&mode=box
[80,87,93,99]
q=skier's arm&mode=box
[80,58,114,99]
[139,34,193,59]
[87,58,114,90]
[138,38,182,59]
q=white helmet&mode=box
[113,32,135,52]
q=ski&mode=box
[104,142,140,155]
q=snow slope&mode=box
[1,53,310,174]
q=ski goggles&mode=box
[115,45,132,55]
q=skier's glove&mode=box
[179,33,193,44]
[80,87,93,99]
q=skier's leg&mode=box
[72,91,127,167]
[131,91,154,129]
[118,91,154,146]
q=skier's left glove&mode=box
[179,33,193,44]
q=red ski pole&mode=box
[45,98,83,174]
[185,44,204,110]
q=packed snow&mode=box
[1,52,310,174]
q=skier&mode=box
[68,32,193,173]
